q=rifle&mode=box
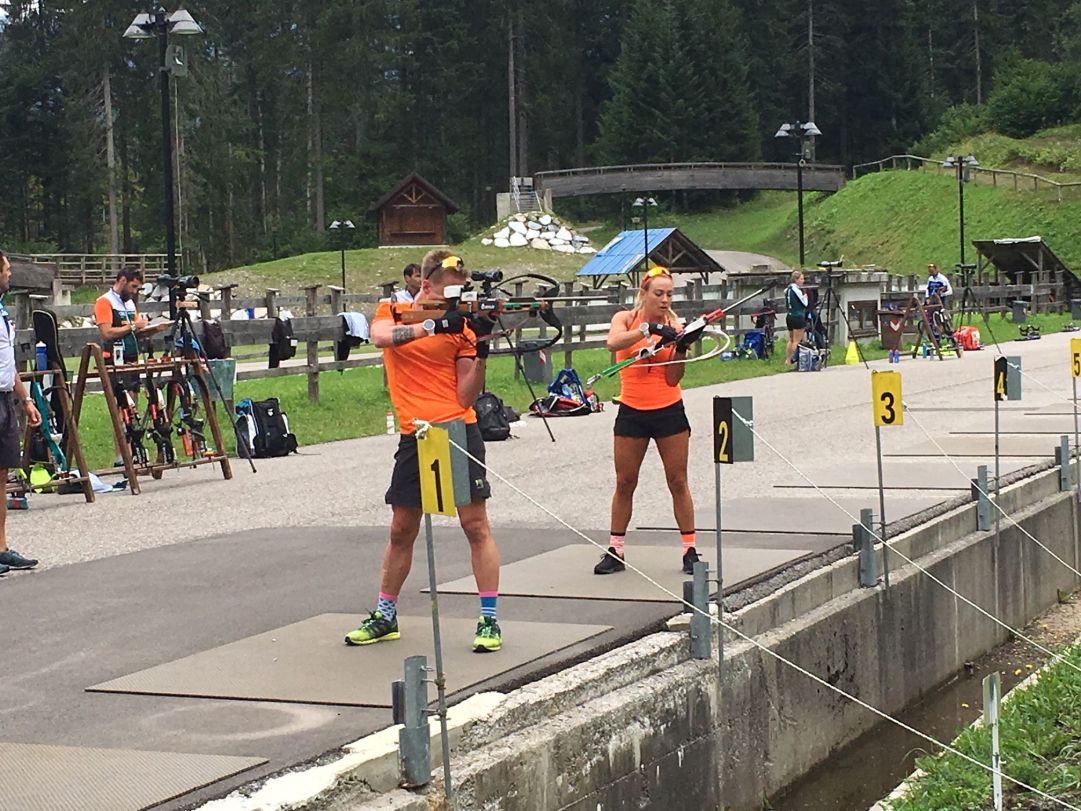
[585,282,777,386]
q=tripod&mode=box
[816,260,870,369]
[164,288,257,473]
[954,262,1003,352]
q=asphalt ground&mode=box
[2,325,1079,809]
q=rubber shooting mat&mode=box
[637,494,945,534]
[430,545,812,603]
[886,435,1062,458]
[773,459,1029,491]
[0,742,264,811]
[87,614,611,708]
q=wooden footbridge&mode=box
[531,161,846,199]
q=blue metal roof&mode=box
[577,227,677,277]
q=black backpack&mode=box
[201,320,229,359]
[475,391,511,442]
[235,398,299,457]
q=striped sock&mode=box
[609,532,625,556]
[681,532,696,552]
[479,592,498,620]
[376,592,398,621]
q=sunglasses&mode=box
[440,255,465,271]
[642,266,672,288]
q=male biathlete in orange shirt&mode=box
[595,266,700,576]
[345,250,502,653]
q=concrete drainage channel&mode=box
[199,462,1081,811]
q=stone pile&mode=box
[481,212,595,255]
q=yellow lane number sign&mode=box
[1072,338,1081,378]
[871,371,903,427]
[417,426,457,516]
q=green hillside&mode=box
[201,128,1081,292]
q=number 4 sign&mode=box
[871,371,903,427]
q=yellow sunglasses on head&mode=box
[440,255,465,270]
[642,265,671,288]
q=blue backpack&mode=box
[531,368,600,417]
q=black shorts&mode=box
[786,314,807,331]
[385,422,491,507]
[613,401,691,440]
[0,391,22,470]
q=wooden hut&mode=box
[368,173,459,247]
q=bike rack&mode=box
[70,344,232,495]
[8,366,96,504]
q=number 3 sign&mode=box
[871,371,903,427]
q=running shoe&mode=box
[682,546,701,575]
[472,617,502,653]
[0,549,37,570]
[344,611,400,646]
[0,563,8,575]
[593,547,625,575]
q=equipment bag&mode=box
[741,330,767,359]
[201,320,229,359]
[235,398,298,457]
[530,367,601,416]
[475,391,512,442]
[953,326,981,351]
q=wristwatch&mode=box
[422,319,437,337]
[639,322,651,337]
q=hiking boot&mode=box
[472,617,502,653]
[0,549,37,570]
[593,547,625,575]
[344,611,400,646]
[682,546,702,575]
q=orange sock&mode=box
[610,533,625,555]
[681,532,696,552]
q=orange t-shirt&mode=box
[374,300,478,435]
[616,312,682,411]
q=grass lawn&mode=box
[883,639,1081,810]
[66,341,813,470]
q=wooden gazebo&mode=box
[368,172,459,247]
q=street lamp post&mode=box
[942,154,979,265]
[774,121,822,267]
[328,220,355,290]
[632,196,657,281]
[124,8,203,280]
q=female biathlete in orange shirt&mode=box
[594,266,699,576]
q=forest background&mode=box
[2,0,1079,273]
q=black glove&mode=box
[647,322,679,343]
[468,313,495,358]
[431,305,466,335]
[676,325,703,353]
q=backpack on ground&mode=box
[475,391,512,441]
[953,326,981,350]
[235,398,298,457]
[529,368,601,417]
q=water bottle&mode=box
[34,341,47,372]
[385,410,395,435]
[113,339,125,366]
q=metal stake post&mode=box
[874,426,890,587]
[423,514,453,803]
[1073,374,1080,502]
[714,462,724,680]
[983,672,1003,811]
[994,393,1001,544]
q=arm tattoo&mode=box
[391,326,416,346]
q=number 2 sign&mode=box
[871,371,903,427]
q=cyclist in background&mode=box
[926,263,953,308]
